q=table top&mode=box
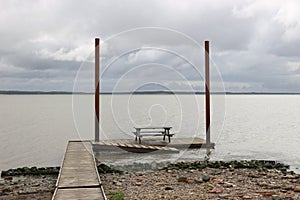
[134,126,172,129]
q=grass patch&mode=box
[107,190,125,200]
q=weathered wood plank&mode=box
[54,188,104,200]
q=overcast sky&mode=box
[1,0,300,92]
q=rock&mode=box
[167,169,172,173]
[223,182,235,187]
[177,176,195,183]
[259,190,275,197]
[186,178,195,184]
[4,176,13,181]
[248,173,260,178]
[229,166,235,171]
[294,185,300,192]
[178,177,188,182]
[202,183,214,190]
[202,175,210,182]
[135,182,142,186]
[259,181,269,187]
[1,188,12,195]
[165,186,173,190]
[283,174,296,179]
[114,181,122,186]
[284,185,293,190]
[218,194,229,198]
[195,179,203,184]
[272,195,281,200]
[136,172,144,176]
[214,179,224,184]
[268,184,280,189]
[154,182,164,186]
[31,183,40,187]
[242,195,252,199]
[208,189,223,194]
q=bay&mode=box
[0,94,299,173]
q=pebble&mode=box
[4,176,13,181]
[208,189,223,194]
[195,179,203,184]
[242,195,252,199]
[115,181,122,186]
[223,182,235,187]
[283,175,296,179]
[294,185,300,192]
[154,182,164,186]
[135,182,142,186]
[202,175,210,182]
[218,194,229,198]
[186,178,195,184]
[272,194,281,200]
[177,177,188,182]
[165,186,173,190]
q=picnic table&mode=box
[133,126,174,144]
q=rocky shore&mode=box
[0,174,57,200]
[102,160,300,200]
[1,160,299,199]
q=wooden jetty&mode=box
[93,137,214,153]
[93,39,215,150]
[52,141,106,200]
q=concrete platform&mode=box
[93,137,214,153]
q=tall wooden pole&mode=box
[205,41,211,147]
[95,38,100,142]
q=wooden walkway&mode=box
[52,141,106,200]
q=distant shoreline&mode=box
[0,91,300,95]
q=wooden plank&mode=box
[133,131,164,133]
[138,134,164,137]
[134,126,172,129]
[53,188,104,200]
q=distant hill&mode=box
[0,91,76,95]
[0,90,299,95]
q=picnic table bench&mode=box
[133,126,174,144]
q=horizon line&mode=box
[0,90,300,95]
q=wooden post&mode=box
[205,41,211,147]
[95,38,100,142]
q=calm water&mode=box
[0,95,299,172]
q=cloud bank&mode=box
[1,0,300,92]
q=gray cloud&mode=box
[0,0,300,92]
